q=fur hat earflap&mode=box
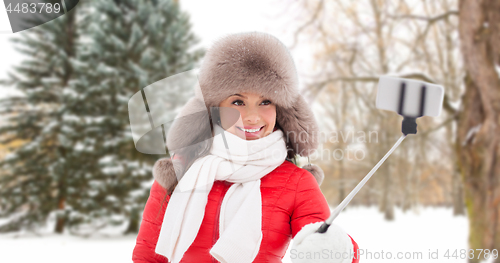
[276,95,319,157]
[153,157,184,192]
[302,164,324,185]
[166,96,212,153]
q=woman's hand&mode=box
[291,222,354,263]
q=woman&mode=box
[133,32,359,263]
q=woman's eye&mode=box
[232,100,244,106]
[260,100,272,105]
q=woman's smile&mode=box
[235,125,265,138]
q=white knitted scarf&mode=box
[155,125,287,263]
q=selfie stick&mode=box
[316,76,444,233]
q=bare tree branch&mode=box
[289,0,324,50]
[388,10,459,23]
[321,72,436,84]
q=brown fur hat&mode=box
[197,31,299,109]
[156,32,322,191]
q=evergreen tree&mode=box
[0,0,203,234]
[65,0,203,235]
[0,1,80,233]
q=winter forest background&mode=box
[0,0,499,262]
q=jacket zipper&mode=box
[212,183,224,263]
[212,182,231,263]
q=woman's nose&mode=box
[243,107,260,124]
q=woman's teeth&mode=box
[238,127,262,133]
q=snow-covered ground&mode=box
[0,206,480,263]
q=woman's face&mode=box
[218,92,276,140]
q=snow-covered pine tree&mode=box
[0,0,81,233]
[61,0,204,234]
[0,0,203,234]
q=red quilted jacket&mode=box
[133,160,359,262]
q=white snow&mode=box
[41,120,59,133]
[84,116,106,124]
[448,99,461,112]
[0,206,477,263]
[62,87,80,99]
[101,165,124,175]
[306,206,471,263]
[61,113,80,122]
[103,138,121,147]
[462,124,482,146]
[98,155,115,164]
[3,152,17,161]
